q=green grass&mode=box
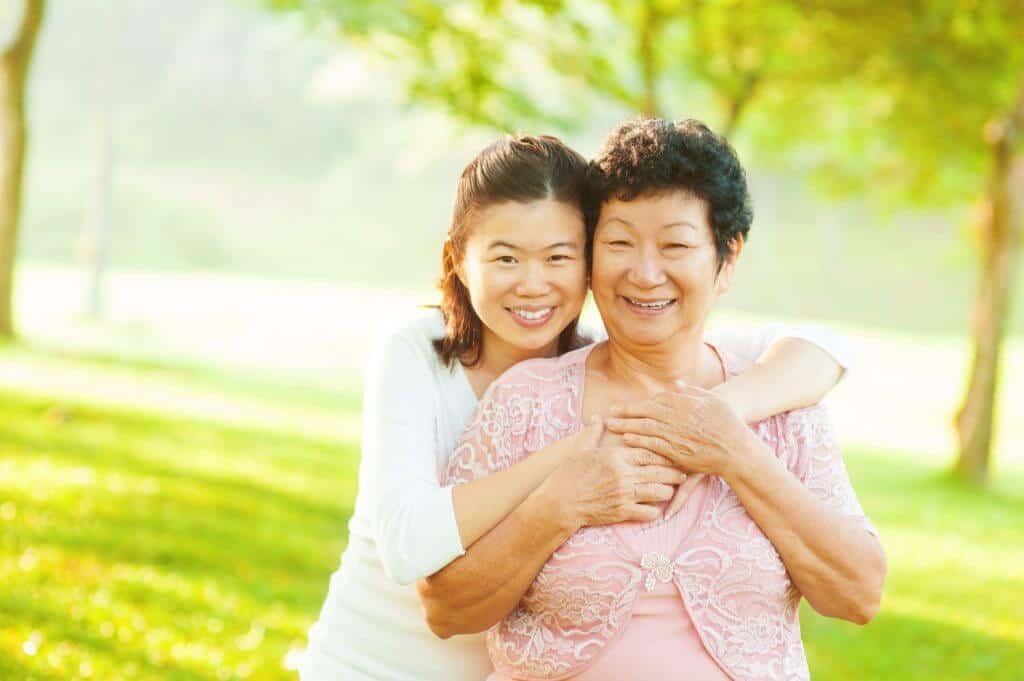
[0,387,358,680]
[1,352,1022,680]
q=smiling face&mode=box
[591,190,740,349]
[458,198,588,361]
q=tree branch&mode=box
[1,0,44,61]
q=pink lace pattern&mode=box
[443,344,876,681]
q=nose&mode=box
[516,260,552,297]
[627,245,667,288]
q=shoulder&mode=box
[486,343,593,400]
[751,403,837,473]
[366,308,449,378]
[376,307,445,350]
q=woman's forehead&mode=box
[598,192,709,232]
[468,199,585,248]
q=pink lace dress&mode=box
[443,342,877,681]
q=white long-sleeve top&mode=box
[299,309,854,681]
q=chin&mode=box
[507,327,562,351]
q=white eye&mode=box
[495,255,517,264]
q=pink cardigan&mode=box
[442,342,877,681]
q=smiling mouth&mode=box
[622,296,676,312]
[507,306,556,326]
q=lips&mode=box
[507,305,556,327]
[622,296,677,314]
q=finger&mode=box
[621,433,679,461]
[674,380,712,397]
[633,464,687,486]
[607,400,674,422]
[633,482,675,504]
[625,447,676,468]
[664,473,706,518]
[605,416,667,437]
[627,503,664,523]
[583,416,605,448]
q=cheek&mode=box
[559,263,589,298]
[672,262,718,301]
[588,251,614,297]
[464,264,506,310]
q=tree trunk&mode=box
[0,0,45,339]
[638,1,660,117]
[721,71,762,139]
[954,78,1024,484]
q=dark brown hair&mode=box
[433,134,590,368]
[586,118,753,271]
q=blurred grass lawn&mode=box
[1,348,1022,680]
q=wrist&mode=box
[721,428,772,486]
[534,476,582,537]
[710,382,751,424]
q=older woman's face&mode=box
[591,191,738,348]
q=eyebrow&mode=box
[602,217,699,230]
[486,240,580,251]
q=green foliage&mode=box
[263,0,1024,208]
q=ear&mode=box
[714,234,744,295]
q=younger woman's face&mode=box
[459,198,588,360]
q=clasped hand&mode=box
[604,383,755,518]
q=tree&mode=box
[790,3,1024,484]
[0,0,44,339]
[267,0,1023,482]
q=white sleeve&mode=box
[706,322,855,376]
[361,332,466,586]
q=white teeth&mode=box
[627,298,673,310]
[511,307,552,320]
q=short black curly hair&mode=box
[586,118,753,268]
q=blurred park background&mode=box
[1,0,1022,679]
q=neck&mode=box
[602,327,720,394]
[474,329,560,378]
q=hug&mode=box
[300,118,886,681]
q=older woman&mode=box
[439,118,886,680]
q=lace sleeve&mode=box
[442,375,539,486]
[778,405,878,537]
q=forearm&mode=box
[451,435,572,549]
[725,439,886,624]
[712,338,843,423]
[418,484,576,638]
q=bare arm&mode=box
[449,433,577,550]
[420,420,681,638]
[421,332,851,636]
[418,479,579,638]
[611,389,886,625]
[724,429,886,624]
[712,337,844,423]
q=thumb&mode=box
[584,416,605,448]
